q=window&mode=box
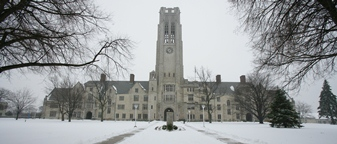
[201,96,206,102]
[90,88,93,91]
[164,84,175,92]
[151,105,153,109]
[188,94,194,101]
[143,114,148,119]
[171,22,175,43]
[135,88,138,93]
[236,105,240,110]
[122,113,126,119]
[154,96,156,101]
[173,73,175,77]
[217,97,221,102]
[218,114,221,120]
[227,100,231,106]
[138,114,141,119]
[134,95,139,101]
[108,98,112,106]
[144,95,148,101]
[200,114,203,120]
[164,95,175,101]
[130,114,133,119]
[116,113,119,119]
[107,107,111,114]
[119,96,124,101]
[164,22,169,43]
[143,104,148,110]
[217,104,221,110]
[227,109,231,115]
[152,87,154,91]
[49,111,57,117]
[236,114,240,120]
[117,104,125,110]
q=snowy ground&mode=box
[0,118,336,144]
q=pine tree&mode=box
[268,89,302,128]
[318,80,337,124]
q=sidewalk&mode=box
[97,121,243,144]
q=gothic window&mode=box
[164,95,175,101]
[188,94,194,101]
[134,95,139,101]
[227,109,231,115]
[171,22,175,43]
[117,104,125,110]
[143,104,148,110]
[119,96,124,101]
[164,22,169,43]
[217,104,221,110]
[164,84,175,92]
[144,95,148,101]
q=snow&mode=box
[0,118,336,144]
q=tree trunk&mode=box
[258,116,264,124]
[100,108,104,122]
[15,112,20,120]
[208,110,212,123]
[68,113,72,122]
[61,113,65,121]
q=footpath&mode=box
[96,121,244,144]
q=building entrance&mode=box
[164,108,174,121]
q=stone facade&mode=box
[42,7,253,122]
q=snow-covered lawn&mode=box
[0,118,336,144]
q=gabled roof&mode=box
[84,81,149,94]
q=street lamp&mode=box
[134,104,138,127]
[202,105,205,127]
[188,110,190,122]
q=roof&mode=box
[84,80,240,95]
[84,81,149,94]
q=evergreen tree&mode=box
[318,80,337,124]
[268,89,302,128]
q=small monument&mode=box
[166,112,173,126]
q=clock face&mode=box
[166,47,173,54]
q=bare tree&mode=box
[229,1,337,90]
[91,74,111,122]
[234,72,275,124]
[48,76,84,122]
[295,101,313,123]
[0,87,10,101]
[0,0,133,76]
[6,89,36,120]
[195,67,221,123]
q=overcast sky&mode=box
[0,0,336,113]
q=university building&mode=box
[42,7,253,122]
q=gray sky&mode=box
[0,0,336,113]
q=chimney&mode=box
[100,73,106,82]
[216,75,221,84]
[130,74,135,83]
[240,75,246,83]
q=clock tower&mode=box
[153,7,184,120]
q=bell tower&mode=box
[154,7,184,120]
[155,7,184,85]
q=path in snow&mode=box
[96,121,244,144]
